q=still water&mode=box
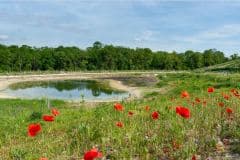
[2,80,129,101]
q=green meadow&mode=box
[1,1,240,159]
[0,72,239,159]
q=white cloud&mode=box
[134,30,153,42]
[180,24,240,43]
[0,35,9,41]
[165,24,240,55]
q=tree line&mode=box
[0,41,237,72]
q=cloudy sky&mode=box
[0,0,240,55]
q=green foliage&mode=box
[28,111,43,121]
[10,148,27,160]
[0,42,230,72]
[0,73,240,159]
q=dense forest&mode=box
[0,41,238,72]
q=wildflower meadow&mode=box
[0,73,239,160]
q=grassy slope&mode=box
[0,73,240,159]
[196,59,240,72]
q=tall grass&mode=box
[0,73,239,159]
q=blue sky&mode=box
[0,0,240,55]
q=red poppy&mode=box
[226,108,233,114]
[222,94,230,100]
[162,146,170,153]
[39,158,48,160]
[181,91,190,98]
[203,100,207,106]
[145,105,150,111]
[218,102,224,107]
[195,98,201,103]
[116,121,124,128]
[191,102,195,106]
[84,148,102,160]
[230,88,237,93]
[208,87,215,93]
[151,111,159,120]
[114,103,124,111]
[176,106,190,119]
[51,108,60,116]
[172,141,181,150]
[42,115,55,122]
[128,111,134,116]
[192,155,196,160]
[28,123,41,137]
[231,89,240,97]
[234,92,240,97]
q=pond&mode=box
[1,80,129,101]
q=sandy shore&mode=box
[0,72,142,101]
[108,79,141,98]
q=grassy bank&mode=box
[0,73,240,159]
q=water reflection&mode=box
[3,80,128,101]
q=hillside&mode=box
[197,59,240,72]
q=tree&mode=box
[184,50,203,69]
[0,43,230,72]
[93,41,103,49]
[230,53,239,60]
